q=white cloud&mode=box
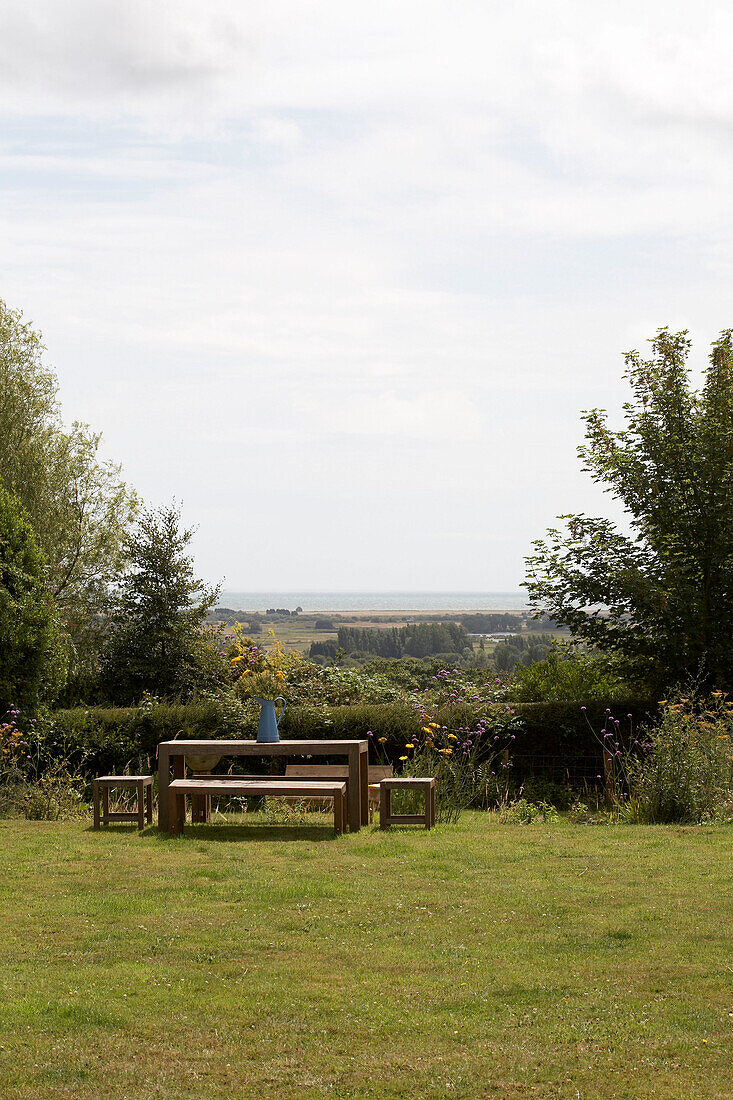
[1,0,732,587]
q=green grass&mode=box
[1,814,731,1099]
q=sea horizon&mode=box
[217,591,529,613]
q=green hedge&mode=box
[45,696,658,784]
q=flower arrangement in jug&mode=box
[229,627,295,700]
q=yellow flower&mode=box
[405,743,414,749]
[441,748,453,756]
[447,734,458,742]
[421,726,432,735]
[429,722,440,730]
[378,737,387,743]
[399,755,408,761]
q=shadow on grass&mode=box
[146,822,340,843]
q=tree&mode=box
[524,329,733,691]
[0,482,66,718]
[101,503,222,702]
[0,299,137,681]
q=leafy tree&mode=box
[524,329,733,691]
[0,483,66,718]
[0,299,137,681]
[101,504,222,703]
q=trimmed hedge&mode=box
[45,696,658,785]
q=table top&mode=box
[158,738,368,754]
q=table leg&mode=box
[347,745,361,832]
[360,749,369,826]
[103,786,110,826]
[137,779,145,831]
[380,784,390,829]
[93,780,100,830]
[146,783,153,824]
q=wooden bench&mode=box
[168,778,347,834]
[380,777,436,829]
[284,764,393,821]
[93,775,153,831]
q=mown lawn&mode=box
[1,813,731,1099]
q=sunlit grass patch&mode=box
[0,815,731,1099]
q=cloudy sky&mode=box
[2,0,732,592]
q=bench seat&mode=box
[168,778,347,834]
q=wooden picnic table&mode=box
[157,739,370,833]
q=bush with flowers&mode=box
[1,708,88,819]
[375,669,521,822]
[582,692,733,823]
[622,693,733,823]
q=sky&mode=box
[2,0,733,592]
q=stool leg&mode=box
[424,785,430,829]
[137,779,145,831]
[93,780,100,830]
[102,785,110,826]
[146,783,153,824]
[380,785,390,829]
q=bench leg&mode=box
[334,790,344,835]
[429,784,436,828]
[102,785,110,826]
[137,779,145,831]
[93,780,100,830]
[146,783,153,824]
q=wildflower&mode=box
[378,737,387,743]
[447,734,458,741]
[399,755,408,762]
[405,743,415,749]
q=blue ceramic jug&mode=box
[256,696,286,743]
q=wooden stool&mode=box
[93,776,153,831]
[379,777,436,829]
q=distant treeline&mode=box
[333,622,471,659]
[458,613,519,633]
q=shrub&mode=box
[621,694,733,823]
[509,647,629,703]
[23,764,88,820]
[497,798,560,824]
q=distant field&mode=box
[209,609,551,656]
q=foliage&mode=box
[497,797,561,824]
[0,484,67,717]
[492,632,556,673]
[525,328,733,691]
[509,645,629,703]
[100,503,223,703]
[0,299,137,684]
[22,763,88,821]
[620,694,733,823]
